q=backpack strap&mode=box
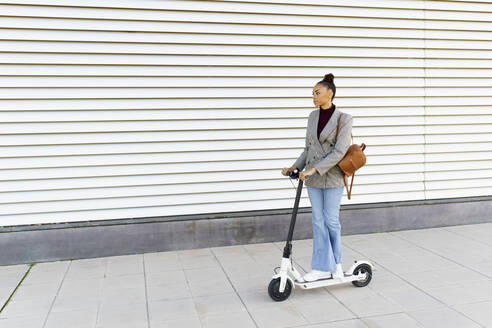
[335,113,353,143]
[335,114,341,140]
[343,175,355,200]
[337,113,355,200]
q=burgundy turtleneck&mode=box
[317,103,335,139]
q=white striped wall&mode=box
[0,0,491,226]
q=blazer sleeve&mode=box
[314,114,353,176]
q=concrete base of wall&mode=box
[1,196,492,265]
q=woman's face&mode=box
[312,83,333,108]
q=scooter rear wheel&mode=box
[351,263,372,287]
[268,277,292,301]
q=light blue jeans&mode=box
[307,186,344,272]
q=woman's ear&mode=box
[326,88,334,100]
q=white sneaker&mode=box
[303,270,332,282]
[332,263,344,279]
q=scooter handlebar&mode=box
[286,168,300,179]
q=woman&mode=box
[281,73,353,282]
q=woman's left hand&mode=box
[299,168,318,181]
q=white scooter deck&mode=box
[294,272,367,289]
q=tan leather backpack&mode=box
[335,114,366,200]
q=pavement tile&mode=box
[179,254,221,270]
[219,258,261,278]
[193,292,245,317]
[187,277,235,297]
[407,306,482,328]
[377,287,444,312]
[0,265,29,275]
[184,267,235,297]
[367,270,414,293]
[96,301,147,328]
[243,242,280,255]
[51,294,100,313]
[148,297,197,323]
[101,273,145,291]
[105,254,143,277]
[399,267,489,290]
[0,276,23,292]
[201,309,256,328]
[57,278,103,299]
[249,302,307,328]
[0,297,54,319]
[361,312,424,328]
[9,282,59,302]
[29,261,70,274]
[184,267,227,282]
[299,319,369,328]
[100,286,146,307]
[0,265,29,291]
[145,269,186,287]
[453,301,492,328]
[144,251,181,273]
[178,248,213,258]
[64,260,106,282]
[392,229,492,264]
[467,260,492,279]
[343,232,414,252]
[330,284,404,317]
[444,223,492,247]
[146,280,192,301]
[211,245,251,261]
[44,308,97,328]
[229,273,273,292]
[423,280,492,306]
[238,288,293,310]
[0,316,45,328]
[150,316,201,328]
[21,269,65,286]
[288,286,337,304]
[292,297,355,324]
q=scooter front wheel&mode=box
[268,277,292,301]
[351,263,372,287]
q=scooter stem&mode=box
[283,179,303,258]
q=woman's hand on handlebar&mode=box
[299,168,317,181]
[281,166,297,176]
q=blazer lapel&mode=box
[312,107,341,145]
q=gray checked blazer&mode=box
[292,107,353,188]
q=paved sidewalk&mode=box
[0,223,491,328]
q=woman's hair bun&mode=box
[323,73,334,82]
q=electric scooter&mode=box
[268,168,373,301]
